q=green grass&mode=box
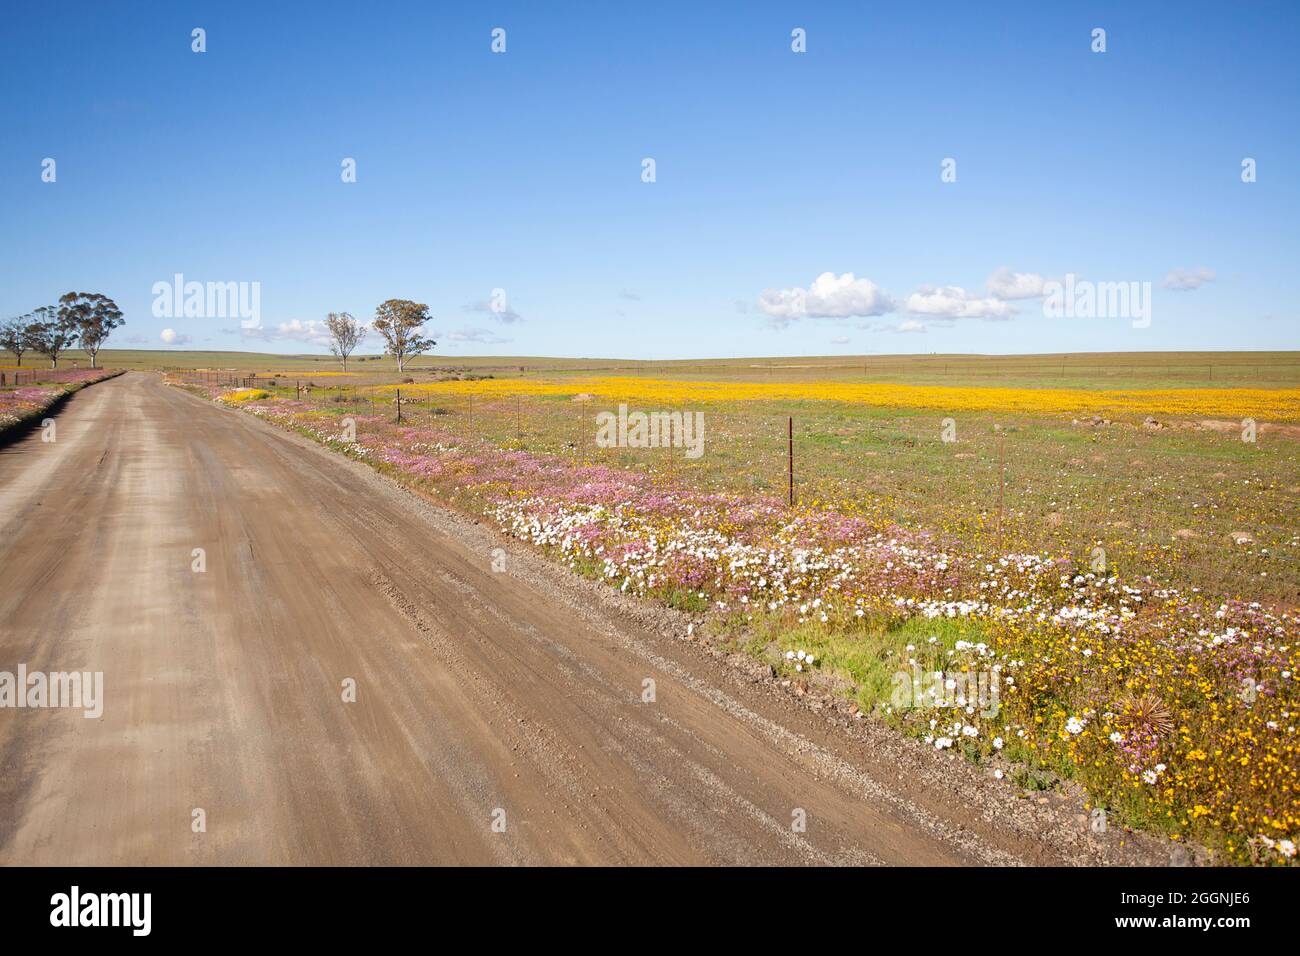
[733,612,997,711]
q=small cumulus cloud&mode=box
[236,319,336,346]
[757,272,895,328]
[888,318,929,334]
[435,327,512,345]
[160,328,192,346]
[904,285,1016,320]
[464,299,522,323]
[1162,266,1215,291]
[861,318,928,334]
[986,267,1054,300]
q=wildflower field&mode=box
[174,367,1300,864]
[382,376,1300,423]
[0,368,121,436]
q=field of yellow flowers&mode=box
[380,376,1300,423]
[176,372,1299,864]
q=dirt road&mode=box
[0,372,1092,865]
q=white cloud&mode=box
[986,267,1052,300]
[436,327,511,345]
[463,300,522,323]
[861,319,928,334]
[239,319,338,345]
[1162,266,1215,291]
[757,272,895,327]
[904,285,1016,319]
[159,328,191,346]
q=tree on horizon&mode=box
[371,299,435,373]
[24,305,79,369]
[325,312,366,371]
[59,291,124,369]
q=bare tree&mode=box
[371,299,435,373]
[0,314,32,366]
[325,311,366,371]
[59,291,124,369]
[25,305,79,369]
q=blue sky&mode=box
[2,1,1297,358]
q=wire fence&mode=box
[172,370,264,389]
